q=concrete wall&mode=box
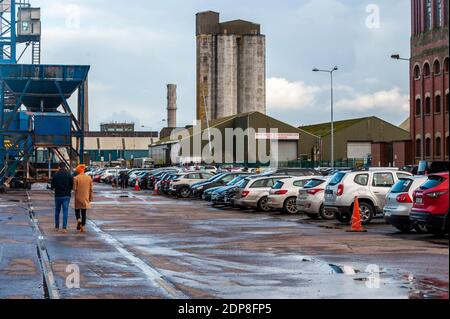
[216,35,238,118]
[197,34,216,122]
[238,35,266,114]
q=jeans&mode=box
[55,196,71,229]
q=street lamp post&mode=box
[313,66,339,169]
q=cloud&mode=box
[267,77,321,110]
[335,87,409,114]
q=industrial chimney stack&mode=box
[167,84,177,128]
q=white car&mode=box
[268,176,317,214]
[233,176,292,212]
[171,172,215,198]
[324,168,413,224]
[384,176,428,233]
[297,176,332,220]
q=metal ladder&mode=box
[32,41,41,65]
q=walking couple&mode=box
[51,163,93,233]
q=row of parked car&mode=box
[150,165,449,237]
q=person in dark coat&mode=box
[119,171,129,190]
[51,163,74,232]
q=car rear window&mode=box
[420,175,447,190]
[293,179,309,187]
[272,181,284,189]
[390,178,414,193]
[329,172,346,186]
[303,179,326,189]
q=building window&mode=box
[425,137,432,157]
[415,98,422,116]
[435,95,441,113]
[447,136,450,156]
[416,139,422,157]
[425,97,431,114]
[433,60,441,74]
[414,65,421,79]
[446,93,450,112]
[203,76,208,82]
[423,63,431,76]
[425,0,433,30]
[436,137,442,157]
[436,0,443,27]
[445,57,449,72]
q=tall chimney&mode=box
[167,84,177,128]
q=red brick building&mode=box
[410,0,449,163]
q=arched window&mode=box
[436,137,442,157]
[425,0,432,30]
[416,139,422,157]
[423,63,431,76]
[435,95,441,113]
[425,97,431,114]
[414,65,421,79]
[447,136,450,157]
[415,98,422,116]
[446,92,450,112]
[425,138,432,157]
[445,57,449,72]
[433,60,441,74]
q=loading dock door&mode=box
[347,142,371,159]
[271,141,298,162]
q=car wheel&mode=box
[257,197,271,212]
[335,212,351,223]
[355,202,374,224]
[395,225,412,233]
[283,197,298,214]
[413,224,428,234]
[306,213,320,220]
[319,205,335,220]
[179,187,191,198]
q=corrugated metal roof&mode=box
[299,117,371,137]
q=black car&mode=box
[191,173,249,198]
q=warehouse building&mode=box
[150,112,318,166]
[299,116,411,167]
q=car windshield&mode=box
[228,176,245,186]
[420,175,447,190]
[390,178,414,193]
[328,172,346,186]
[208,173,225,182]
[236,179,250,188]
[303,179,326,189]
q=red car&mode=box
[410,172,449,236]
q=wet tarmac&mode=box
[0,184,448,299]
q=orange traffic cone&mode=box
[134,180,140,191]
[346,197,367,233]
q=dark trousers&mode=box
[75,209,87,226]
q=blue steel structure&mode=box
[0,64,90,184]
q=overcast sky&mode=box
[29,0,411,131]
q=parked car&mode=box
[267,168,320,177]
[410,172,449,236]
[100,169,121,184]
[383,176,429,233]
[323,168,413,224]
[233,176,292,212]
[297,176,332,220]
[209,175,256,204]
[268,176,316,214]
[191,172,250,198]
[171,172,215,198]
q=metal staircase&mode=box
[31,41,41,65]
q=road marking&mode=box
[26,191,60,300]
[88,220,189,299]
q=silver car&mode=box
[384,176,428,233]
[268,176,317,214]
[234,176,292,212]
[324,169,413,224]
[297,176,332,220]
